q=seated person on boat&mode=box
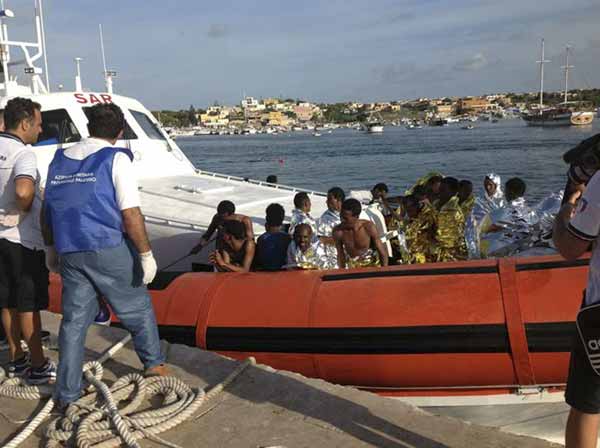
[400,195,436,264]
[191,200,254,254]
[333,198,389,268]
[480,177,537,258]
[371,182,405,231]
[317,186,345,269]
[255,203,291,271]
[432,177,467,262]
[286,224,330,270]
[288,192,317,236]
[472,173,506,224]
[209,220,255,272]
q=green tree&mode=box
[188,105,198,126]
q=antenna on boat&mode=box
[0,0,13,96]
[536,38,550,111]
[561,45,574,105]
[99,24,116,94]
[0,0,49,97]
[36,0,49,92]
[74,57,83,91]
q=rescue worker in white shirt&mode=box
[316,187,345,269]
[288,191,317,236]
[42,103,167,408]
[554,170,600,448]
[0,98,56,384]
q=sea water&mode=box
[178,119,600,202]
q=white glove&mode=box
[45,246,60,273]
[140,251,157,285]
[1,210,23,227]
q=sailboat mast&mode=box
[562,45,573,105]
[536,39,550,110]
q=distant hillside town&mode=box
[153,88,600,135]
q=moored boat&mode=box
[523,41,595,127]
[365,123,384,133]
[48,253,588,402]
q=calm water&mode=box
[177,119,600,202]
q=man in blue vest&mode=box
[43,103,167,406]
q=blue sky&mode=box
[4,0,600,109]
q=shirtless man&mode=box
[333,198,388,268]
[191,200,254,254]
[209,220,255,272]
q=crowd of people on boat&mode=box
[193,171,561,273]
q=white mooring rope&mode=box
[0,334,256,447]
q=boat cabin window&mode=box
[129,110,166,141]
[36,109,81,146]
[82,107,138,140]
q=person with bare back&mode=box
[333,198,388,269]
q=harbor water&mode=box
[178,119,600,202]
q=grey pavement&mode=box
[0,312,560,447]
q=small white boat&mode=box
[366,123,384,133]
[313,132,321,137]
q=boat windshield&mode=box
[37,108,82,146]
[129,109,166,141]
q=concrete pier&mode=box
[0,312,560,447]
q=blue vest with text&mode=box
[45,146,133,254]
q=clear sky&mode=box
[4,0,599,109]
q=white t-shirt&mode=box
[569,172,600,305]
[63,137,140,210]
[0,133,44,250]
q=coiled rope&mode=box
[0,334,256,448]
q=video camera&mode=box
[564,133,600,185]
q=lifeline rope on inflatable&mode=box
[0,334,256,448]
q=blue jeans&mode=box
[55,241,164,404]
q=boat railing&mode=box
[144,214,205,231]
[193,169,327,197]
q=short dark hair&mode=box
[441,176,459,195]
[217,200,235,215]
[265,203,285,227]
[404,194,419,209]
[458,179,473,190]
[426,175,443,185]
[222,220,245,240]
[372,183,389,193]
[342,198,362,217]
[327,186,345,202]
[294,192,310,209]
[266,175,278,184]
[4,98,41,131]
[506,177,526,198]
[412,185,428,199]
[86,103,125,139]
[293,223,313,236]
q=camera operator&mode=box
[553,133,600,447]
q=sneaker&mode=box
[144,363,170,377]
[7,353,31,378]
[94,300,112,326]
[26,359,57,385]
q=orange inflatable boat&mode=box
[49,254,589,399]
